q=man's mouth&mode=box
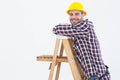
[71,19,78,23]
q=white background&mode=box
[0,0,120,80]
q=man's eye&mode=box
[69,13,73,16]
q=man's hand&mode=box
[52,28,56,34]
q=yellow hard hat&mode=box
[67,2,87,16]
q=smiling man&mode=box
[52,1,111,80]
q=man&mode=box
[52,1,110,80]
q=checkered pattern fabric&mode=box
[52,19,110,80]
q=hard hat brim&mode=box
[67,10,87,16]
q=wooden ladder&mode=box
[36,36,85,80]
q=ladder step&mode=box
[37,55,68,62]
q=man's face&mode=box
[68,10,84,25]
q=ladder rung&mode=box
[37,56,68,62]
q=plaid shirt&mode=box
[53,19,110,79]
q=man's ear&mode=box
[81,11,85,16]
